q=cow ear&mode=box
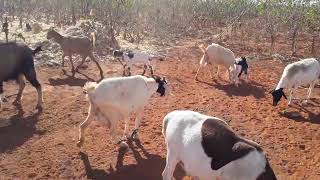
[282,92,287,99]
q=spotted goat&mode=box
[162,110,277,180]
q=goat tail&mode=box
[198,44,208,66]
[32,46,42,56]
[83,81,97,100]
[162,117,169,137]
[198,44,206,53]
[91,32,97,48]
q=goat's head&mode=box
[270,88,287,106]
[153,75,168,97]
[46,27,57,40]
[113,49,124,57]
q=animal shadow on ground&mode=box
[279,103,320,124]
[0,105,43,153]
[48,73,94,87]
[198,79,266,99]
[79,139,185,180]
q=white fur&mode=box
[195,43,238,83]
[162,110,267,180]
[122,52,157,75]
[78,75,164,147]
[0,93,3,109]
[275,58,320,105]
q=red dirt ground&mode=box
[0,40,319,180]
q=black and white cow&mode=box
[162,110,277,180]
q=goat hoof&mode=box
[77,140,83,147]
[62,69,67,74]
[2,97,8,102]
[36,105,43,112]
[119,141,129,149]
[131,129,140,140]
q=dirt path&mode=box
[0,41,319,180]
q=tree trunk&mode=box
[311,30,317,55]
[291,26,299,56]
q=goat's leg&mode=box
[216,65,220,78]
[288,87,298,105]
[61,54,66,67]
[162,148,178,180]
[89,54,104,81]
[141,64,147,76]
[24,67,43,111]
[307,82,315,99]
[75,56,87,72]
[13,74,26,105]
[77,104,95,147]
[148,65,154,75]
[127,67,132,76]
[0,82,3,109]
[69,56,76,76]
[131,110,143,140]
[110,120,128,148]
[123,118,130,139]
[194,65,202,80]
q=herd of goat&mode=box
[1,27,320,180]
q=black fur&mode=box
[32,46,42,56]
[235,57,248,77]
[270,88,287,106]
[201,118,262,170]
[113,50,124,57]
[257,161,277,180]
[127,52,134,59]
[0,42,41,98]
[152,75,167,96]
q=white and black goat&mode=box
[195,43,239,84]
[162,110,277,180]
[113,50,161,76]
[271,58,320,106]
[232,57,249,84]
[77,75,168,148]
[0,42,43,110]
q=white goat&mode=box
[113,50,161,76]
[271,58,320,106]
[77,75,168,148]
[195,43,238,83]
[162,110,277,180]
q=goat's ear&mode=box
[282,92,287,99]
[163,77,167,83]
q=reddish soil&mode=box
[0,40,319,180]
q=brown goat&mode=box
[47,28,104,80]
